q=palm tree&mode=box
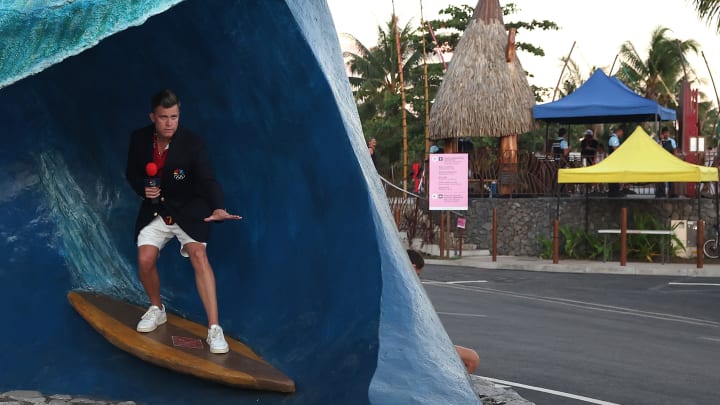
[692,0,720,32]
[343,17,423,173]
[616,26,699,108]
[558,57,595,98]
[699,100,720,141]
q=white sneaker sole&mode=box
[136,317,167,333]
[209,344,229,354]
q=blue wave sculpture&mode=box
[0,1,477,403]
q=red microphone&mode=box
[144,162,160,204]
[145,162,158,177]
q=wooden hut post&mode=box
[499,134,518,195]
[498,27,519,195]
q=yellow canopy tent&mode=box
[555,126,716,267]
[558,126,718,183]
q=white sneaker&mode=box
[136,305,167,332]
[207,324,229,354]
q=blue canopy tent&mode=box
[533,69,677,124]
[533,69,679,237]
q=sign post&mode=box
[457,216,466,256]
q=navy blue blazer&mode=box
[125,124,225,242]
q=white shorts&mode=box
[137,216,206,257]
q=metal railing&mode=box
[382,150,719,197]
[463,148,719,198]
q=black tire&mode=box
[703,239,720,259]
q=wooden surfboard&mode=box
[68,291,295,393]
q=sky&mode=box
[326,0,720,104]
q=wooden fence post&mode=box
[458,227,464,257]
[439,212,445,259]
[553,219,559,264]
[698,220,704,269]
[492,208,497,262]
[620,207,627,266]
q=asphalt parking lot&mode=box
[422,264,720,405]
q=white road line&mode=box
[668,282,720,287]
[425,281,720,328]
[477,376,621,405]
[436,311,487,318]
[698,336,720,343]
[421,280,487,285]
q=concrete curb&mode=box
[470,376,534,404]
[426,255,720,277]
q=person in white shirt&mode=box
[657,127,678,197]
[608,127,624,154]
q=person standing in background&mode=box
[657,127,677,197]
[607,127,624,196]
[580,129,598,166]
[368,138,377,167]
[552,128,570,165]
[659,126,677,154]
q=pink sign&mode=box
[429,154,468,210]
[457,217,466,229]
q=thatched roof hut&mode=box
[429,0,535,140]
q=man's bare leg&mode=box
[138,245,162,307]
[184,242,219,326]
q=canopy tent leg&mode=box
[553,175,560,264]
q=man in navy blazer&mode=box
[125,89,241,354]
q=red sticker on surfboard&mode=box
[172,335,204,349]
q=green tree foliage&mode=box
[680,0,720,141]
[692,0,720,32]
[344,18,425,172]
[425,3,559,57]
[557,58,596,99]
[698,101,719,141]
[616,26,699,108]
[343,4,559,174]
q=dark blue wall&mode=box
[0,1,477,403]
